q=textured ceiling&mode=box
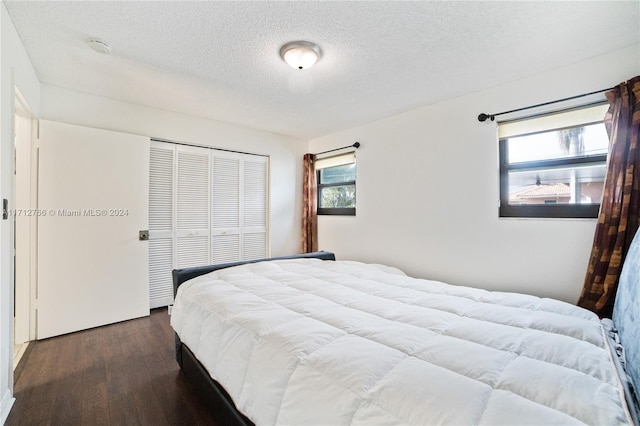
[4,1,639,140]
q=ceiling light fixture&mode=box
[279,41,321,70]
[88,38,112,55]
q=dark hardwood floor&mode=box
[7,308,220,426]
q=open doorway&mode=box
[13,90,37,368]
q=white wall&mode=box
[39,84,306,257]
[309,44,640,304]
[0,3,41,423]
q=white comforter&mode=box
[171,259,632,425]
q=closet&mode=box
[148,140,269,308]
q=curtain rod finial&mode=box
[353,142,361,148]
[478,113,496,122]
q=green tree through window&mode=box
[317,160,356,215]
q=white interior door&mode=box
[37,120,150,339]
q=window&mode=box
[499,104,610,218]
[316,152,356,215]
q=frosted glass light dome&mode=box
[280,41,322,70]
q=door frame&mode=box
[13,89,37,345]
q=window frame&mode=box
[316,161,356,216]
[498,114,609,219]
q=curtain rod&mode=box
[315,142,360,156]
[151,137,269,157]
[477,86,615,123]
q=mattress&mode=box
[171,259,633,425]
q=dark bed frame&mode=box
[172,251,336,426]
[172,248,640,425]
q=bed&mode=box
[171,235,640,425]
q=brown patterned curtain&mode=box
[302,153,318,253]
[578,76,640,317]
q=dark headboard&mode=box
[172,251,336,296]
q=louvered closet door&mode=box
[211,152,241,263]
[176,145,210,268]
[242,156,269,260]
[211,152,269,262]
[148,141,269,308]
[149,142,174,309]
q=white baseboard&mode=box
[0,389,15,424]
